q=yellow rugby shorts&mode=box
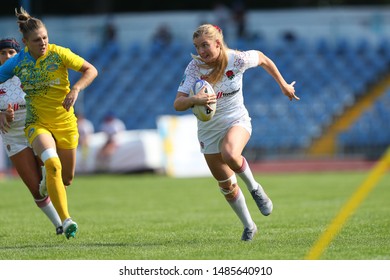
[25,118,79,149]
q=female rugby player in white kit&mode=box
[174,24,299,241]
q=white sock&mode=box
[235,157,259,192]
[35,196,62,228]
[221,187,254,229]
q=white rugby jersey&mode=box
[178,49,259,132]
[0,76,27,139]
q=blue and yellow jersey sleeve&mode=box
[0,54,19,83]
[11,44,85,126]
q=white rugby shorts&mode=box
[198,118,252,154]
[1,119,30,157]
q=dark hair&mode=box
[0,38,21,53]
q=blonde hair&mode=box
[15,7,46,39]
[191,24,229,85]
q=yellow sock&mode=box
[45,157,70,222]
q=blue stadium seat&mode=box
[79,35,390,156]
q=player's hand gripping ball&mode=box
[189,79,216,122]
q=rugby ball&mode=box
[189,79,216,122]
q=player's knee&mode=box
[221,150,240,168]
[44,157,62,177]
[218,174,239,201]
[62,174,74,187]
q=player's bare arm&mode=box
[257,51,299,101]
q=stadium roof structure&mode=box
[3,0,388,16]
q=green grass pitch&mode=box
[0,171,389,260]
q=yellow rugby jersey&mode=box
[3,44,84,126]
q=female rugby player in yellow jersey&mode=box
[0,7,98,239]
[0,38,63,235]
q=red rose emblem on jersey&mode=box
[226,70,235,80]
[0,89,6,95]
